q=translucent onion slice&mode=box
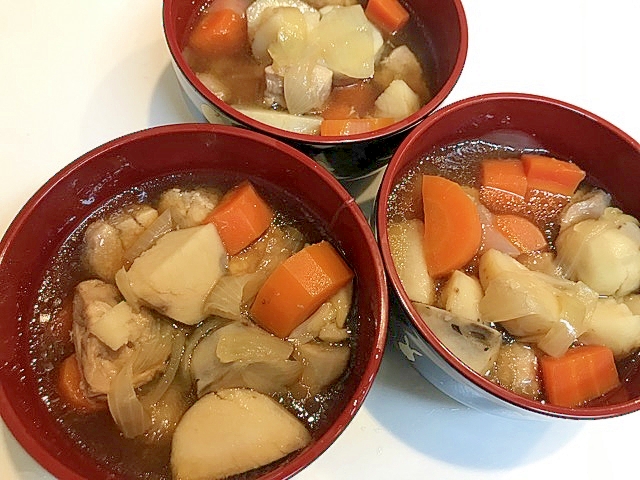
[123,208,173,265]
[108,363,151,438]
[141,329,187,407]
[205,272,266,321]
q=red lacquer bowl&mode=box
[0,124,388,478]
[376,92,640,420]
[162,0,467,180]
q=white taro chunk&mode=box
[579,297,640,358]
[171,388,311,480]
[440,270,484,322]
[387,219,436,306]
[374,79,420,121]
[122,224,228,325]
[556,207,640,296]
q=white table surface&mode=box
[2,1,639,478]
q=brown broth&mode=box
[183,0,434,117]
[29,174,357,479]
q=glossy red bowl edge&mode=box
[376,92,640,420]
[161,0,468,146]
[0,124,388,478]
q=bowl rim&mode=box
[161,0,469,145]
[0,123,389,478]
[376,91,640,419]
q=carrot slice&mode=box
[206,181,273,255]
[320,117,395,136]
[421,175,482,278]
[188,8,247,57]
[493,214,547,254]
[365,0,410,35]
[480,158,528,197]
[57,354,106,412]
[322,82,379,120]
[540,344,620,407]
[250,241,354,338]
[521,154,586,196]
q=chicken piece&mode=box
[293,342,350,395]
[493,343,541,400]
[83,205,159,282]
[560,188,611,229]
[264,65,285,107]
[72,279,173,397]
[157,187,221,229]
[374,45,430,101]
[171,388,310,480]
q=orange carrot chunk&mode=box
[250,241,354,338]
[521,154,586,196]
[540,344,620,408]
[58,354,106,412]
[493,214,547,254]
[320,117,395,136]
[480,158,528,197]
[188,8,247,57]
[365,0,410,35]
[421,175,482,278]
[206,180,273,255]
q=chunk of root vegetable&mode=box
[171,388,310,480]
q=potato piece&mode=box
[171,388,310,480]
[440,270,483,321]
[123,224,227,325]
[580,297,640,358]
[478,248,528,289]
[374,79,420,120]
[387,219,435,305]
[494,343,541,400]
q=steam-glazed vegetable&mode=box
[183,0,431,136]
[387,139,640,407]
[37,179,356,479]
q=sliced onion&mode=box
[108,363,151,438]
[537,319,577,357]
[204,272,266,321]
[180,316,229,377]
[141,328,186,407]
[123,208,173,265]
[114,268,140,310]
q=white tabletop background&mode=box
[1,1,639,478]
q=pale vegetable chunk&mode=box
[171,388,311,480]
[413,303,501,375]
[387,219,435,305]
[440,270,483,322]
[313,5,381,79]
[494,343,540,400]
[123,224,227,325]
[556,207,640,296]
[294,342,350,394]
[246,0,318,38]
[284,62,333,115]
[233,106,323,134]
[157,188,220,229]
[580,297,640,358]
[374,45,430,100]
[374,79,420,120]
